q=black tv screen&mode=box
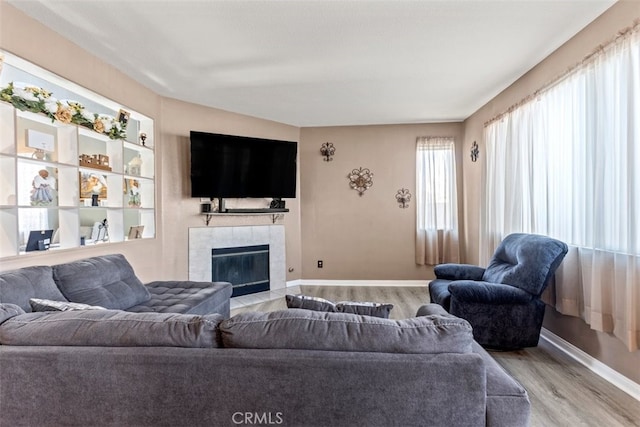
[190,131,297,199]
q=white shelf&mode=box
[0,50,156,258]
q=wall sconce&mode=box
[320,142,335,161]
[396,188,411,208]
[348,167,373,196]
[470,141,479,162]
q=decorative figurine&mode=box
[30,169,56,206]
[128,153,143,176]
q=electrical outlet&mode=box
[317,260,323,268]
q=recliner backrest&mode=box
[482,233,568,296]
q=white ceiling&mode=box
[8,0,616,127]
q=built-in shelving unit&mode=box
[0,51,155,258]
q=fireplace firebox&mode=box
[211,244,270,297]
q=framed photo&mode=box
[79,172,108,199]
[127,225,144,240]
[26,129,55,152]
[117,109,130,126]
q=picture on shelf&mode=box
[26,129,55,152]
[127,225,144,240]
[125,178,141,207]
[79,172,107,200]
[117,109,130,125]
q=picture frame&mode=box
[79,172,108,199]
[127,225,144,240]
[117,109,130,126]
[26,129,55,152]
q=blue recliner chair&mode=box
[429,233,568,350]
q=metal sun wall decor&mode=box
[396,188,411,208]
[348,167,373,196]
[470,141,479,162]
[320,142,335,161]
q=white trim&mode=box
[292,279,429,287]
[286,279,303,288]
[540,329,640,402]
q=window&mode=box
[483,25,639,351]
[416,136,459,265]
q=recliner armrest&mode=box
[448,281,534,304]
[434,264,486,281]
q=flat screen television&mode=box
[190,131,297,199]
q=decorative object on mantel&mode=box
[395,188,411,208]
[470,141,479,162]
[139,132,147,146]
[0,82,127,140]
[348,167,373,196]
[320,142,335,161]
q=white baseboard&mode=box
[285,279,303,288]
[540,328,640,402]
[288,279,429,287]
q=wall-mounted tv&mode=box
[190,131,297,200]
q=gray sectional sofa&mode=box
[0,253,233,317]
[0,254,530,427]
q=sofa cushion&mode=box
[29,298,106,312]
[127,280,233,316]
[336,301,394,318]
[0,266,68,312]
[0,310,224,348]
[0,304,25,324]
[285,294,337,312]
[220,309,473,353]
[52,254,150,310]
[285,294,394,318]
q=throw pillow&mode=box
[285,294,337,312]
[335,301,394,318]
[0,303,25,324]
[220,309,473,354]
[285,294,393,318]
[0,310,224,348]
[29,298,106,312]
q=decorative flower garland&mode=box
[0,82,127,140]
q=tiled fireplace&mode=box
[188,225,286,294]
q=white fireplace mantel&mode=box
[188,225,286,290]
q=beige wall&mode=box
[462,0,640,383]
[299,123,464,280]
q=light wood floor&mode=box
[232,285,640,427]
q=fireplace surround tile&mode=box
[189,226,286,291]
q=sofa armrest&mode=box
[434,264,486,281]
[449,281,534,304]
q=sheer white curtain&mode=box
[416,137,459,265]
[482,27,640,351]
